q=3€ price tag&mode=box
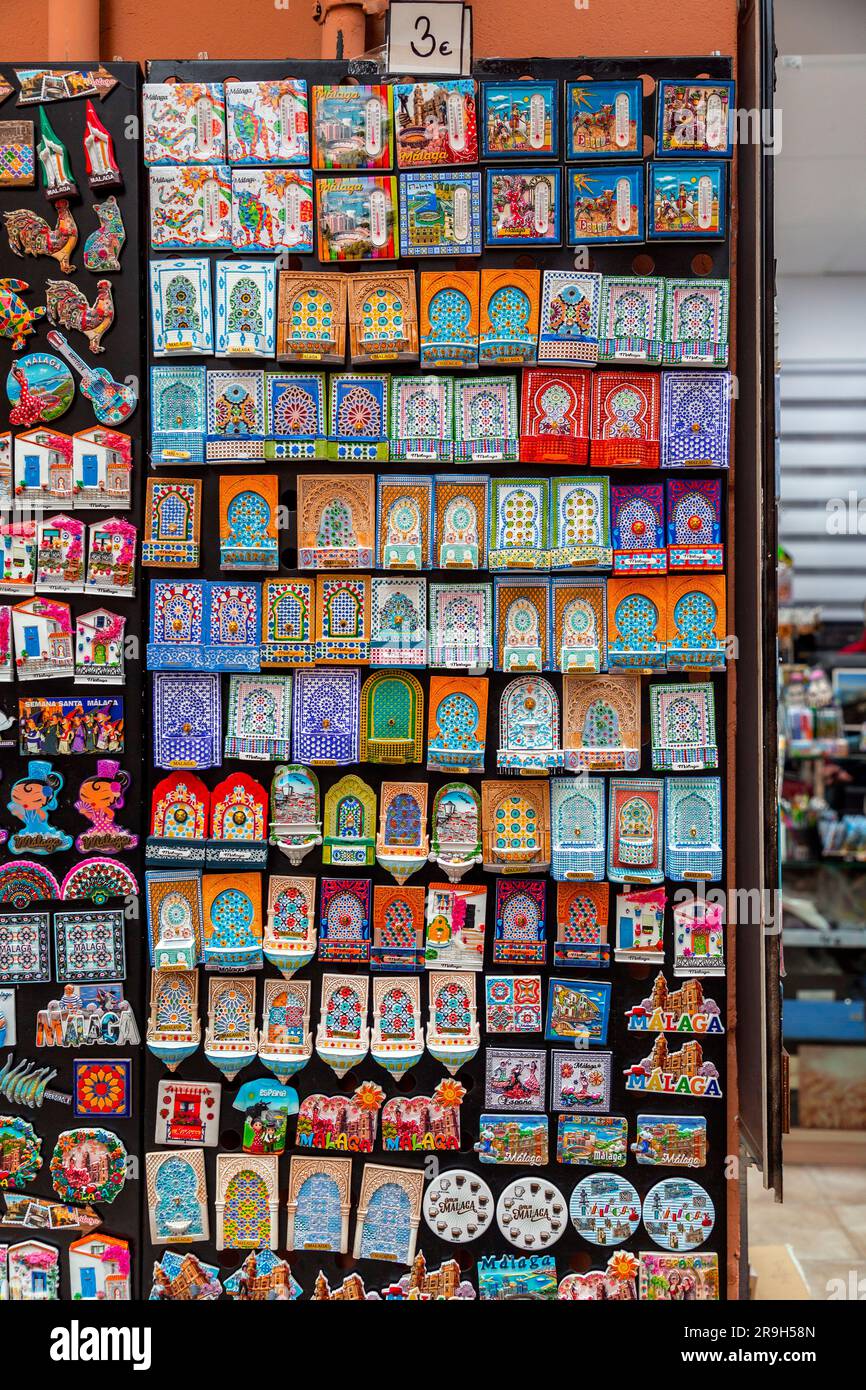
[387,1,471,77]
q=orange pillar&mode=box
[48,0,100,60]
[316,0,389,61]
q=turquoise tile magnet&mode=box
[664,775,722,881]
[214,259,277,356]
[150,364,206,465]
[550,776,606,881]
[150,258,213,356]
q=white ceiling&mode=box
[774,0,866,274]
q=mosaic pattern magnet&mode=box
[0,911,50,984]
[153,671,221,770]
[54,908,125,982]
[538,270,602,364]
[420,270,480,369]
[150,258,213,356]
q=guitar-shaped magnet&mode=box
[46,328,136,425]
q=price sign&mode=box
[387,1,472,77]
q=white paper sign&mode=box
[387,2,470,76]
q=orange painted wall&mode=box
[3,0,737,63]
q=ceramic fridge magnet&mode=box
[203,975,258,1080]
[72,426,132,508]
[377,476,432,569]
[296,472,375,569]
[481,79,558,159]
[549,775,605,881]
[259,579,314,668]
[519,368,590,466]
[370,575,427,668]
[82,101,121,190]
[50,1126,126,1204]
[206,369,266,463]
[152,670,221,770]
[224,673,292,762]
[558,1115,627,1169]
[150,364,206,465]
[569,1173,640,1246]
[393,79,477,167]
[35,113,77,198]
[553,472,614,569]
[375,782,429,883]
[13,426,73,503]
[492,879,546,965]
[614,886,666,964]
[225,77,309,164]
[206,772,268,867]
[231,168,313,253]
[348,270,418,364]
[626,971,724,1039]
[316,175,398,261]
[72,1058,131,1120]
[568,164,644,245]
[0,1057,70,1109]
[545,977,612,1046]
[486,168,561,249]
[218,473,279,571]
[607,776,664,884]
[34,515,84,592]
[430,782,481,882]
[213,258,276,357]
[454,375,519,461]
[149,165,232,250]
[371,884,425,972]
[648,160,727,239]
[538,269,602,365]
[205,581,262,673]
[370,976,425,1077]
[666,574,726,671]
[324,373,388,465]
[3,1239,59,1298]
[321,774,375,868]
[145,867,202,970]
[276,271,347,364]
[657,80,735,158]
[476,1113,546,1168]
[612,484,666,573]
[0,121,34,187]
[554,882,610,969]
[0,990,15,1046]
[591,370,661,469]
[0,862,61,908]
[632,1113,708,1168]
[0,281,44,354]
[68,1232,131,1299]
[639,1250,719,1300]
[7,757,71,853]
[423,1167,491,1241]
[598,275,665,365]
[74,760,138,856]
[142,477,200,568]
[83,196,126,273]
[420,270,479,370]
[54,908,126,982]
[296,1077,382,1152]
[642,1175,714,1250]
[144,973,200,1067]
[428,584,493,670]
[0,911,50,984]
[389,373,454,463]
[315,973,369,1077]
[663,278,730,368]
[150,1251,221,1299]
[60,857,139,905]
[494,576,551,673]
[359,671,424,764]
[353,1164,424,1264]
[666,478,725,570]
[426,675,488,774]
[0,1116,42,1189]
[223,1249,301,1301]
[4,200,77,274]
[433,474,488,571]
[478,268,539,369]
[550,1051,613,1117]
[149,257,212,356]
[478,1252,557,1298]
[496,674,564,774]
[424,881,486,972]
[552,576,607,674]
[311,83,392,170]
[146,1147,208,1243]
[488,476,550,571]
[665,775,723,881]
[142,82,226,164]
[661,371,731,467]
[147,578,207,671]
[496,1177,567,1252]
[259,976,313,1083]
[263,375,325,464]
[606,576,667,671]
[673,899,725,977]
[485,974,542,1034]
[318,877,371,964]
[292,668,359,766]
[650,682,717,773]
[263,873,316,976]
[200,870,263,972]
[561,672,640,773]
[558,1251,639,1300]
[481,779,551,875]
[398,171,483,258]
[624,1031,722,1100]
[566,79,642,159]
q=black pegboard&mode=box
[0,62,144,1297]
[141,55,733,1300]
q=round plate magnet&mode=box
[641,1176,715,1251]
[423,1168,494,1243]
[569,1173,641,1247]
[496,1175,567,1250]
